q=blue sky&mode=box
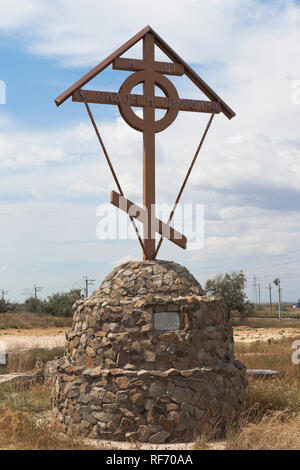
[1,0,300,303]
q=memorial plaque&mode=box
[153,311,180,331]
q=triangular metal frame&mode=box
[55,26,236,260]
[54,25,235,120]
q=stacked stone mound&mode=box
[52,260,247,443]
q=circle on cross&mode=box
[118,70,179,133]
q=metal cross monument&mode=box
[55,26,235,260]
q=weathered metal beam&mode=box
[110,190,187,250]
[72,89,221,114]
[113,57,184,76]
[54,25,236,119]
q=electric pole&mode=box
[33,285,43,299]
[253,276,257,304]
[83,276,95,298]
[268,283,273,316]
[258,283,261,305]
[1,289,9,300]
[273,278,281,322]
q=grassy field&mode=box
[223,337,300,450]
[231,317,300,328]
[194,335,300,450]
[240,303,300,318]
[0,313,72,330]
[0,347,64,375]
[0,383,96,450]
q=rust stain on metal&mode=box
[55,27,235,260]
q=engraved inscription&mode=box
[153,311,180,331]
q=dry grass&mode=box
[0,409,96,450]
[1,346,64,375]
[194,335,300,450]
[0,383,51,413]
[236,337,300,419]
[232,317,300,328]
[0,313,72,330]
[0,382,95,450]
[225,336,300,450]
[226,412,300,450]
[193,435,209,450]
[236,336,300,384]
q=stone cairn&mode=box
[52,260,247,443]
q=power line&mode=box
[22,285,43,299]
[33,284,43,300]
[273,278,282,322]
[252,276,257,303]
[1,289,9,301]
[267,283,273,316]
[83,276,96,298]
[198,256,300,276]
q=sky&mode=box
[1,0,300,303]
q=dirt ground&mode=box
[1,325,300,351]
[82,438,225,450]
[233,326,300,343]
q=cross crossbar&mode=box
[110,190,187,250]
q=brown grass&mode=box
[0,313,72,330]
[194,335,300,450]
[237,338,300,416]
[0,409,96,450]
[1,346,64,375]
[0,382,95,449]
[0,383,51,413]
[0,382,119,450]
[236,336,300,384]
[226,412,300,450]
[225,336,300,449]
[232,317,300,328]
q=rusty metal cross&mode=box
[55,26,235,260]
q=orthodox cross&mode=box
[55,26,235,260]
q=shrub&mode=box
[24,297,44,314]
[0,298,16,313]
[205,271,253,320]
[41,289,82,317]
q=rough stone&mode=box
[116,376,130,390]
[149,431,170,444]
[159,415,174,432]
[52,260,247,443]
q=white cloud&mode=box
[0,132,66,168]
[1,0,300,300]
[0,0,298,73]
[67,180,106,197]
[0,266,14,272]
[29,188,41,199]
[0,0,40,31]
[110,254,137,266]
[0,0,248,66]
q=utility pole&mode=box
[33,284,43,299]
[273,278,281,322]
[253,276,257,304]
[268,283,273,316]
[258,283,261,305]
[1,289,9,300]
[83,276,95,298]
